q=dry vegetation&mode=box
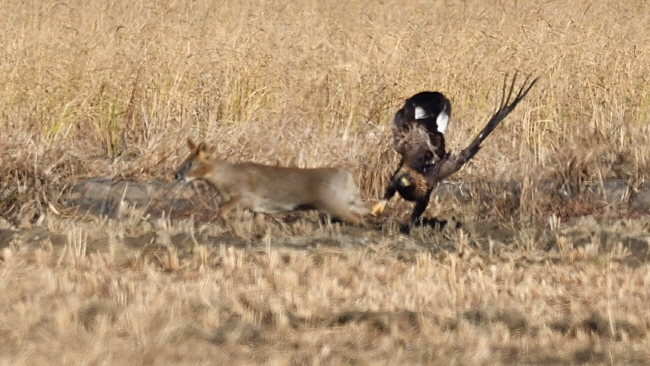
[1,0,650,364]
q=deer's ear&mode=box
[187,138,197,151]
[196,142,214,157]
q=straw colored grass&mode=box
[2,0,649,220]
[3,215,650,365]
[1,0,650,364]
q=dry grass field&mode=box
[1,0,650,364]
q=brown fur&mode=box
[174,139,370,225]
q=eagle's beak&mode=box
[400,176,412,187]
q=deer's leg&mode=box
[218,195,243,218]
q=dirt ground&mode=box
[60,176,650,269]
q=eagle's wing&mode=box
[392,91,452,164]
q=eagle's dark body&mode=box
[385,92,452,224]
[374,74,538,233]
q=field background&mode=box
[1,0,650,364]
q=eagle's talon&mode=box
[371,201,387,217]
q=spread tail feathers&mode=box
[433,73,538,183]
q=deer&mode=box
[174,139,371,225]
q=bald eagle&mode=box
[372,73,538,232]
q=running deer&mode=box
[174,139,371,225]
